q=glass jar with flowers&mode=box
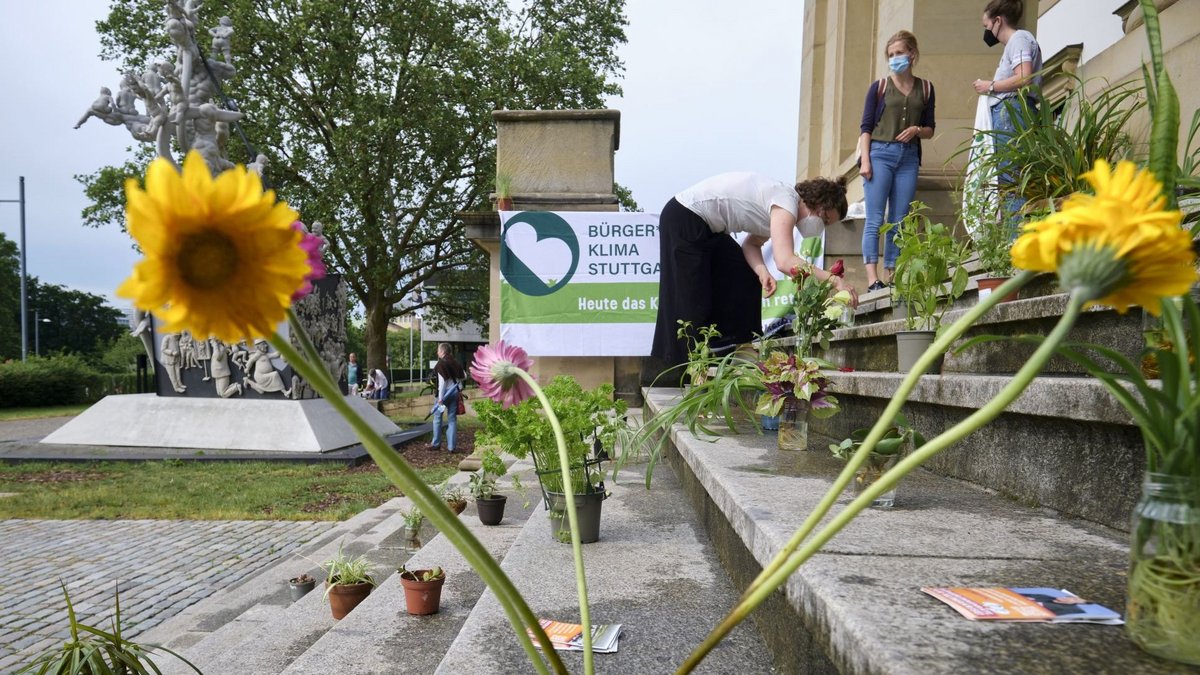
[755,351,841,451]
[829,414,926,508]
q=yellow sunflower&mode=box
[1011,159,1195,314]
[117,151,309,342]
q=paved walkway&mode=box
[0,518,333,672]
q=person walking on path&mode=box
[858,30,936,292]
[429,343,465,452]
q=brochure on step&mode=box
[922,587,1123,624]
[528,619,623,653]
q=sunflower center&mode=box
[178,231,239,290]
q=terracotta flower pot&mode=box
[326,580,373,620]
[400,571,446,615]
[976,276,1019,303]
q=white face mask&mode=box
[797,215,826,237]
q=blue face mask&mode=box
[888,55,911,74]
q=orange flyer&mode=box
[921,587,1122,624]
[527,619,623,653]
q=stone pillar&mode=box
[465,110,635,399]
[795,0,1039,289]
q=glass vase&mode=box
[1126,473,1200,666]
[777,398,808,451]
[854,456,901,508]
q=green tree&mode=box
[0,232,21,360]
[83,0,627,372]
[28,281,124,360]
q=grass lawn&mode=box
[0,404,92,421]
[0,456,459,521]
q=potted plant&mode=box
[495,172,514,211]
[470,450,508,526]
[790,267,854,358]
[398,565,447,615]
[288,573,316,602]
[20,583,200,674]
[320,546,376,620]
[755,351,841,451]
[887,203,971,372]
[829,413,926,508]
[474,376,628,543]
[401,507,424,553]
[435,479,468,515]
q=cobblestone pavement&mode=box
[0,518,334,672]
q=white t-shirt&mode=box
[675,172,800,238]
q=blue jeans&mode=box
[862,141,919,269]
[991,97,1035,234]
[431,389,458,452]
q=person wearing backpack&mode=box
[857,30,936,292]
[429,343,466,453]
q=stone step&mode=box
[145,466,478,675]
[813,372,1142,532]
[152,499,421,675]
[643,387,1178,675]
[433,459,777,673]
[820,290,1142,376]
[140,495,414,656]
[281,460,541,675]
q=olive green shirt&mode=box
[871,78,927,143]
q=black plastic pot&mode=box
[546,490,606,544]
[476,494,507,526]
[288,577,316,602]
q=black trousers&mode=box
[650,198,761,374]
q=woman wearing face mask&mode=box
[857,30,936,292]
[972,0,1042,221]
[651,172,857,375]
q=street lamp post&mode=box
[0,177,27,360]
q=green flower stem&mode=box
[677,271,1038,674]
[511,368,595,675]
[271,319,565,675]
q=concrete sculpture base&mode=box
[42,394,400,453]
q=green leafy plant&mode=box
[320,545,375,601]
[433,479,466,507]
[468,449,506,500]
[474,376,627,493]
[888,203,971,331]
[401,506,424,531]
[791,273,853,357]
[677,320,722,385]
[19,582,199,675]
[954,76,1145,211]
[829,413,926,481]
[398,565,445,583]
[754,351,840,419]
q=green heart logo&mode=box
[500,212,580,297]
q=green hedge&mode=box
[0,355,105,408]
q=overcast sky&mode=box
[0,1,803,313]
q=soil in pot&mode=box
[326,581,373,620]
[447,499,467,516]
[476,494,507,526]
[400,570,446,615]
[288,575,316,602]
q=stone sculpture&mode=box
[160,332,187,393]
[244,339,292,398]
[208,338,242,398]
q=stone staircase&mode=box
[630,269,1192,673]
[140,456,777,674]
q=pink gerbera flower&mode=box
[470,341,535,408]
[291,221,328,301]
